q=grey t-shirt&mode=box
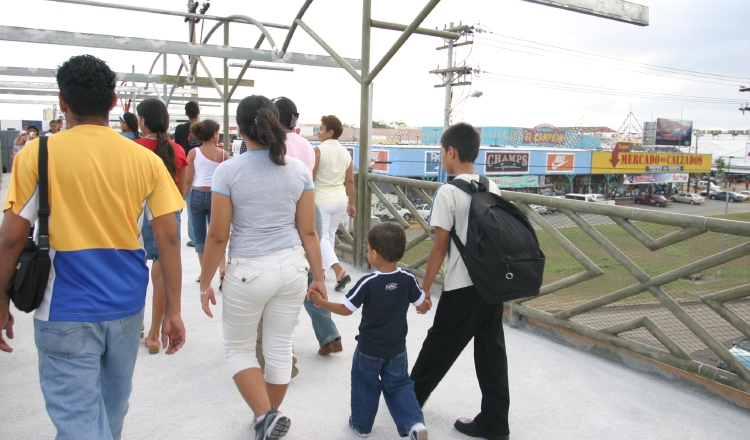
[212,150,315,258]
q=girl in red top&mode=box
[135,98,189,354]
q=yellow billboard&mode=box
[592,151,711,174]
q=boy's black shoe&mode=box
[454,418,509,440]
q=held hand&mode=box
[161,314,186,355]
[416,299,432,315]
[347,203,356,218]
[0,310,15,353]
[308,280,327,302]
[201,286,217,318]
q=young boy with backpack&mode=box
[410,122,514,440]
[309,222,431,439]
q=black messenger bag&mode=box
[5,136,51,313]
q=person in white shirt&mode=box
[313,115,356,292]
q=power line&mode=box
[475,41,742,87]
[475,74,746,104]
[474,31,750,83]
[477,70,746,103]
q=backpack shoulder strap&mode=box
[446,177,478,258]
[37,136,50,251]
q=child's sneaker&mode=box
[348,416,370,438]
[409,422,428,440]
[254,407,291,440]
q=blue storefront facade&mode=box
[342,143,592,192]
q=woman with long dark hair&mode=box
[119,112,140,140]
[199,95,326,439]
[183,119,227,284]
[135,98,189,354]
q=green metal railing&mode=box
[338,173,750,395]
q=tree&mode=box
[715,157,727,184]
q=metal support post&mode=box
[223,22,230,154]
[354,0,372,268]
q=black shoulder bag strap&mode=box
[37,136,50,251]
[447,176,484,259]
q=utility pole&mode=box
[430,22,473,182]
[740,86,750,114]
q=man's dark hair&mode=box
[185,101,200,119]
[56,55,117,117]
[367,222,406,263]
[441,122,480,163]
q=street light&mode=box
[718,156,734,275]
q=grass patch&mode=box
[404,219,750,309]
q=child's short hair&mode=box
[367,222,406,262]
[441,122,480,163]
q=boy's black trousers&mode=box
[410,285,510,436]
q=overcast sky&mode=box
[0,0,748,130]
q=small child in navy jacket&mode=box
[310,222,431,439]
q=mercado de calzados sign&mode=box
[592,152,712,173]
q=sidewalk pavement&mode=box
[1,173,748,439]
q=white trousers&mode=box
[318,201,348,270]
[222,245,308,384]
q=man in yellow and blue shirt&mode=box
[0,55,185,439]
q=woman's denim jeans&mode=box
[349,346,424,437]
[34,309,145,440]
[190,188,212,253]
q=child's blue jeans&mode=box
[350,345,424,437]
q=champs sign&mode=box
[485,151,530,174]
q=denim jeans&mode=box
[185,190,195,242]
[302,204,340,346]
[190,188,212,253]
[303,270,340,346]
[350,346,424,437]
[34,309,145,440]
[141,211,181,260]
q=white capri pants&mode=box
[318,201,348,270]
[222,245,309,384]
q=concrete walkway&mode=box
[1,173,748,439]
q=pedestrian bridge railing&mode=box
[337,173,750,397]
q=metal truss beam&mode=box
[44,0,290,30]
[521,0,649,26]
[0,88,242,104]
[0,66,254,88]
[0,27,361,70]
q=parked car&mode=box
[717,337,750,372]
[374,206,411,221]
[416,204,431,221]
[634,194,670,207]
[709,191,743,203]
[530,204,548,215]
[670,193,705,205]
[699,189,719,197]
[738,190,750,200]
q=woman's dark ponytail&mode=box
[155,132,177,178]
[136,98,177,180]
[237,95,287,166]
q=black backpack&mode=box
[448,176,545,304]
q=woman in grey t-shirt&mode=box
[198,95,327,439]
